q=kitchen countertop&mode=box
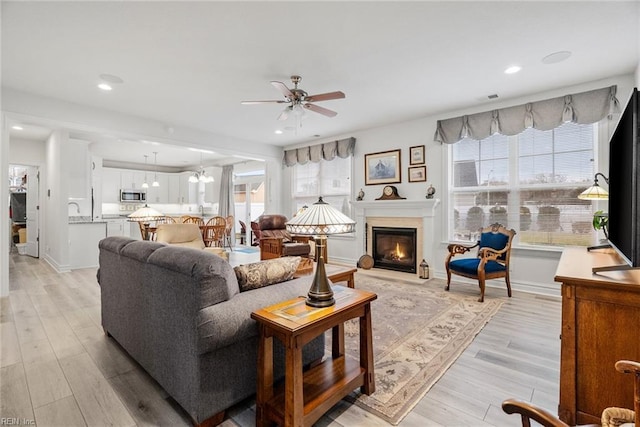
[69,216,107,224]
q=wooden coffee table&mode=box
[251,286,377,427]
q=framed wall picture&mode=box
[408,165,427,182]
[364,149,401,185]
[409,145,425,165]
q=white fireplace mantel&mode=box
[351,199,440,218]
[350,198,441,274]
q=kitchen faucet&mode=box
[68,201,80,214]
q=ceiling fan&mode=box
[241,75,345,121]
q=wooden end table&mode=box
[251,286,377,427]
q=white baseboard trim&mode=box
[334,256,561,298]
[43,254,71,273]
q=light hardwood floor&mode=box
[1,250,561,426]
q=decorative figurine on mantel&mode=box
[426,184,436,199]
[357,188,365,201]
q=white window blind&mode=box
[450,121,598,247]
[292,156,352,217]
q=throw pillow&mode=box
[234,256,301,292]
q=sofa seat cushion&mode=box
[234,257,301,292]
[197,275,311,353]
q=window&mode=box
[292,156,352,216]
[449,122,598,247]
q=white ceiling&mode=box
[3,1,639,167]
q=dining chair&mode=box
[183,216,204,226]
[203,216,226,247]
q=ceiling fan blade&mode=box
[241,100,287,105]
[277,107,291,121]
[305,91,346,102]
[304,103,338,118]
[270,81,294,99]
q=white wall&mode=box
[1,116,10,296]
[44,130,70,271]
[283,74,636,296]
[9,137,46,164]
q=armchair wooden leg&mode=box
[505,273,512,298]
[478,279,485,303]
[445,266,451,291]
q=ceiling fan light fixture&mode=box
[243,74,343,123]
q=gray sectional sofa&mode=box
[97,236,325,425]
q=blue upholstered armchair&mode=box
[445,223,516,302]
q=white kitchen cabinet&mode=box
[102,168,122,203]
[146,173,169,203]
[167,174,180,204]
[168,173,196,204]
[120,170,146,189]
[106,219,126,237]
[67,139,91,200]
[178,172,191,204]
[69,222,107,269]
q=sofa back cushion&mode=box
[146,244,240,308]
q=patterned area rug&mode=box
[335,273,504,425]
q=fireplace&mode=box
[372,227,417,273]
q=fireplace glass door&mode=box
[372,227,417,273]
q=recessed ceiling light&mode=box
[542,51,572,65]
[11,125,23,130]
[274,130,283,135]
[98,83,112,91]
[504,65,521,74]
[99,73,124,84]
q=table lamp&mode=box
[578,172,609,200]
[286,197,355,307]
[128,204,164,240]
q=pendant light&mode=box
[188,152,215,184]
[152,152,160,187]
[141,155,149,189]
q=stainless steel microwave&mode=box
[120,189,146,203]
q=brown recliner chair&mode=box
[257,214,312,260]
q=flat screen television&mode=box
[600,87,640,272]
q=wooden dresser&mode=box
[555,247,640,425]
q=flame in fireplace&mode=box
[395,242,404,259]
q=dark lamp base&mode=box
[305,296,335,307]
[305,250,335,308]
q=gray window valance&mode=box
[283,137,356,167]
[434,85,620,144]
